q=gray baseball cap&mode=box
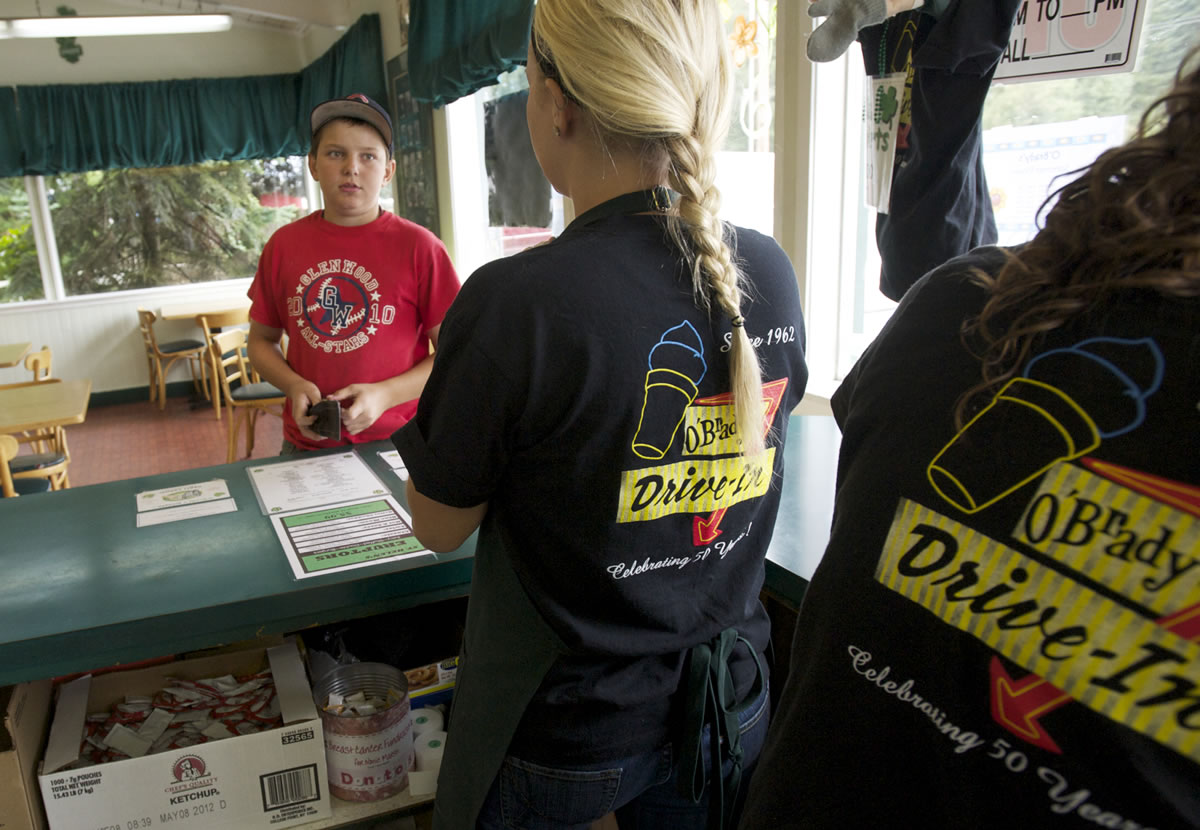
[310,92,393,152]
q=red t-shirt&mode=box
[248,210,460,449]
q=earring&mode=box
[553,125,561,136]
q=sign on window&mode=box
[994,0,1146,83]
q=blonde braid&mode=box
[535,0,768,456]
[669,132,767,457]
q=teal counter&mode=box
[765,413,841,604]
[0,415,838,687]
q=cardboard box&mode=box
[38,639,330,830]
[403,656,458,709]
[0,679,53,830]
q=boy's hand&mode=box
[327,382,391,436]
[287,379,325,442]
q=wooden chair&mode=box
[23,348,54,451]
[209,328,286,463]
[10,423,71,490]
[0,377,71,487]
[137,309,207,410]
[197,308,251,420]
[24,345,52,381]
[1,434,52,497]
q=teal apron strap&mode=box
[678,627,766,830]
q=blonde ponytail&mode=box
[667,134,767,457]
[534,0,768,456]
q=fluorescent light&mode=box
[0,14,234,39]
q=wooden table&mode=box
[159,299,251,321]
[0,378,91,433]
[0,341,32,369]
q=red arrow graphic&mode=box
[988,460,1200,750]
[693,508,728,545]
[989,657,1071,753]
[690,379,790,545]
[989,602,1200,752]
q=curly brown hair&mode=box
[956,46,1200,427]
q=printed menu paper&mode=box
[246,451,389,514]
[135,479,237,527]
[270,496,432,579]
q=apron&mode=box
[432,539,567,829]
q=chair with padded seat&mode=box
[197,307,252,420]
[0,378,71,488]
[10,424,70,489]
[1,434,52,497]
[137,308,207,410]
[209,328,286,463]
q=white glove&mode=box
[807,0,890,62]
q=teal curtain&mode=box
[296,13,388,133]
[0,88,20,178]
[409,0,534,107]
[6,13,385,176]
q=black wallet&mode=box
[307,399,341,441]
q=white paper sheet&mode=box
[137,479,231,512]
[378,449,409,481]
[136,498,238,527]
[246,451,390,514]
[135,479,237,527]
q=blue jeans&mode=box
[475,685,770,830]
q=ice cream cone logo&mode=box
[633,321,708,460]
[928,377,1100,513]
[927,337,1164,513]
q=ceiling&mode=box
[4,0,362,35]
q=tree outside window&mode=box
[0,156,308,303]
[0,178,42,302]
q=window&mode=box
[444,2,779,280]
[0,177,41,302]
[49,158,308,297]
[1,157,310,305]
[445,68,564,280]
[982,0,1197,245]
[808,0,1197,391]
[717,0,777,236]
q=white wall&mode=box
[0,0,408,394]
[0,280,252,390]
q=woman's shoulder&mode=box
[725,223,795,277]
[453,244,558,312]
[465,229,609,291]
[898,245,1008,313]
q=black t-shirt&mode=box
[860,0,1021,301]
[741,247,1200,828]
[394,208,808,763]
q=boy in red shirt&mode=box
[248,93,459,450]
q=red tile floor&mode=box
[62,392,284,487]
